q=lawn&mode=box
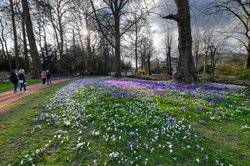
[0,78,249,165]
[0,79,41,92]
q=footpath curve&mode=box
[0,78,74,109]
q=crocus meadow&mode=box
[19,78,249,165]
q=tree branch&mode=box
[161,14,179,22]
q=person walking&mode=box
[46,70,52,85]
[9,69,19,94]
[18,69,27,94]
[41,70,47,84]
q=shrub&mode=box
[238,68,250,80]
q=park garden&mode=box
[0,78,249,165]
[0,0,250,165]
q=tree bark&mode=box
[9,0,19,69]
[114,11,121,77]
[135,22,138,74]
[163,0,198,83]
[22,13,29,70]
[58,15,64,57]
[22,0,42,77]
[147,55,151,75]
[247,40,250,69]
[167,46,172,75]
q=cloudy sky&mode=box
[147,0,234,60]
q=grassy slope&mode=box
[0,79,41,92]
[0,81,71,165]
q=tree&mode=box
[9,0,19,69]
[138,35,153,75]
[208,0,250,69]
[21,0,42,77]
[90,0,129,77]
[35,0,72,58]
[202,30,225,81]
[0,18,11,71]
[193,29,202,73]
[165,29,174,76]
[90,0,152,77]
[163,0,198,83]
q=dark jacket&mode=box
[18,73,26,83]
[10,71,18,83]
[46,72,51,79]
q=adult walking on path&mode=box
[46,70,52,85]
[41,70,47,84]
[9,69,19,94]
[0,78,74,109]
[18,69,27,94]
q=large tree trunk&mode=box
[9,0,19,69]
[22,14,29,70]
[22,0,42,77]
[163,0,198,83]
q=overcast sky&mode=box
[147,0,233,60]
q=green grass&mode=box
[0,78,249,165]
[0,80,71,165]
[152,89,250,165]
[0,79,41,92]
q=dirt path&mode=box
[0,78,74,109]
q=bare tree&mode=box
[90,0,152,77]
[9,0,19,69]
[138,35,153,75]
[202,30,225,81]
[163,0,198,83]
[21,0,42,77]
[207,0,250,69]
[36,0,72,58]
[165,28,174,76]
[193,28,202,73]
[0,18,11,71]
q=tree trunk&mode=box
[58,17,64,57]
[22,13,29,70]
[114,13,121,77]
[21,0,42,77]
[9,0,19,69]
[77,27,86,71]
[167,46,172,75]
[147,55,151,75]
[135,21,138,74]
[86,17,92,74]
[163,0,198,83]
[0,19,11,71]
[247,40,250,69]
[0,38,5,61]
